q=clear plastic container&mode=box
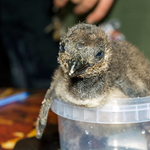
[51,97,150,150]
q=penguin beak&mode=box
[69,61,77,76]
[68,61,89,78]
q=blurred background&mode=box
[0,0,150,89]
[0,0,59,89]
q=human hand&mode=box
[54,0,114,23]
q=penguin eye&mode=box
[96,51,104,59]
[60,43,65,52]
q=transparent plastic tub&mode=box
[51,97,150,150]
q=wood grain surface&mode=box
[0,89,58,150]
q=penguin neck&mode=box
[70,76,99,87]
[67,75,105,99]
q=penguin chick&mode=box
[36,23,150,139]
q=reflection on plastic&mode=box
[52,99,150,150]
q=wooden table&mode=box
[0,89,59,150]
